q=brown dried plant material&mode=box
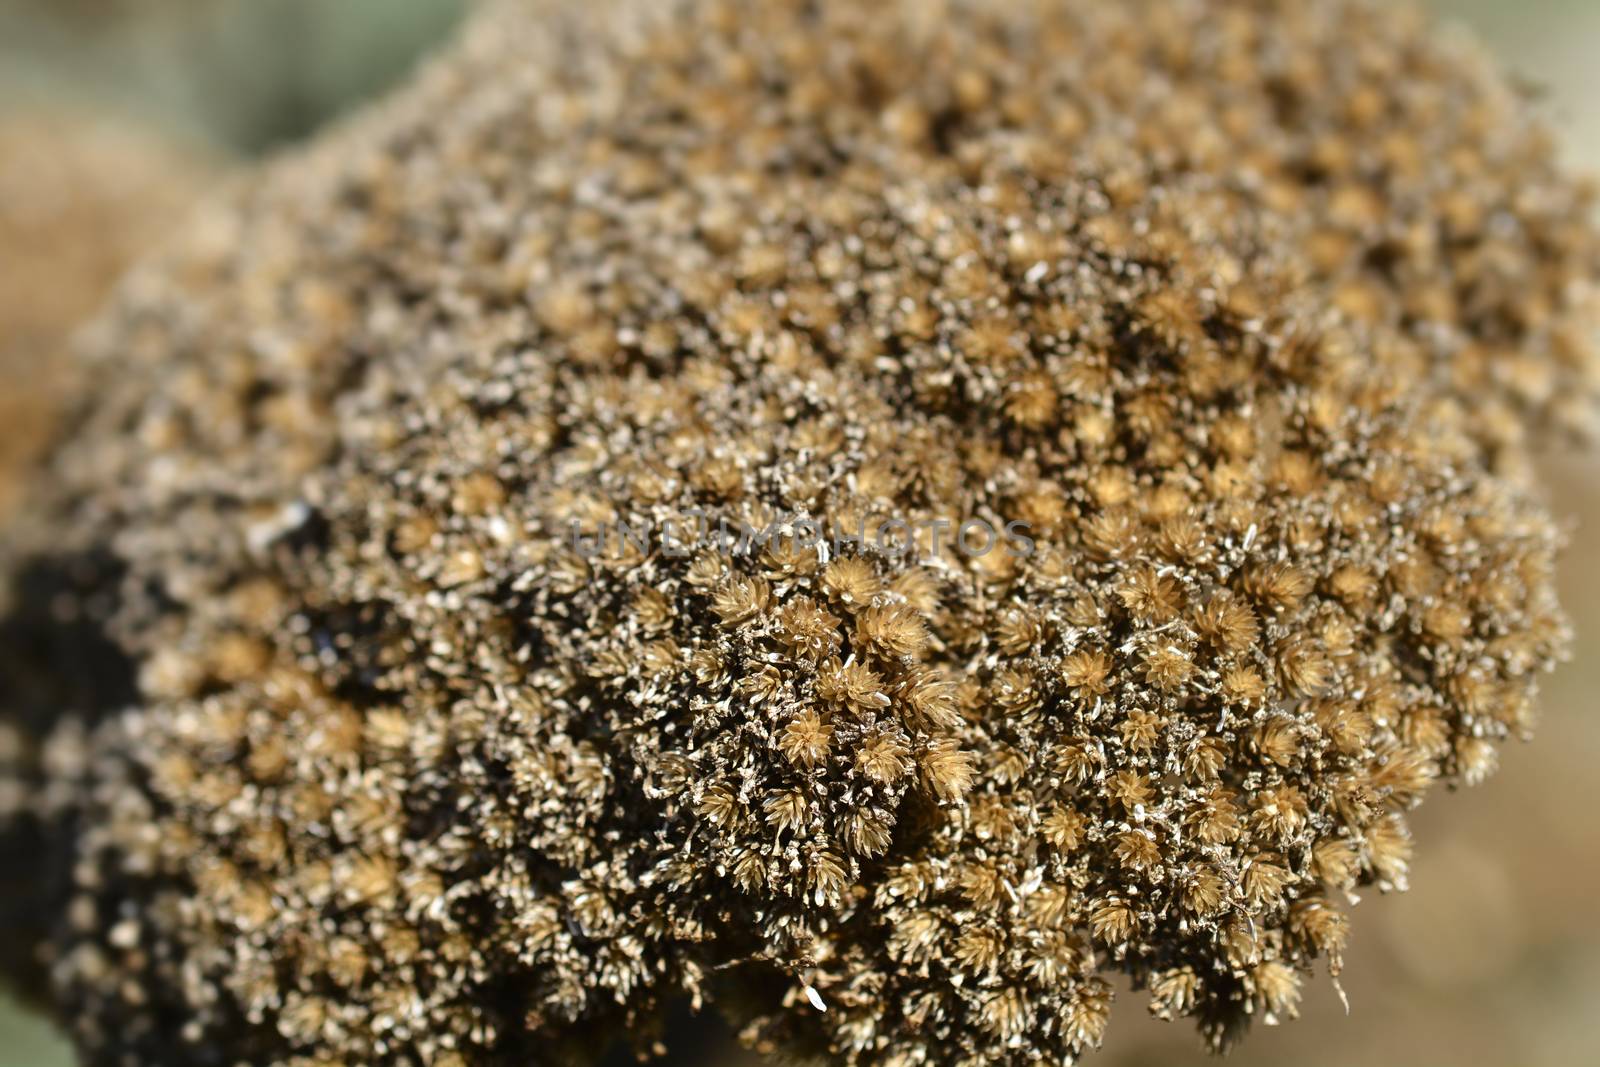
[0,105,210,518]
[0,1,1595,1065]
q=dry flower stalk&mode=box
[2,1,1597,1065]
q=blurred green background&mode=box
[0,1,1596,1065]
[0,0,466,153]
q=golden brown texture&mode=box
[0,1,1596,1065]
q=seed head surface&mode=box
[1,2,1596,1065]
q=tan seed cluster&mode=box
[1,1,1596,1065]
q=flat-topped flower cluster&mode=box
[2,1,1596,1065]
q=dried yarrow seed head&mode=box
[1,0,1595,1064]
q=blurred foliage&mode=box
[0,998,69,1067]
[0,0,466,155]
